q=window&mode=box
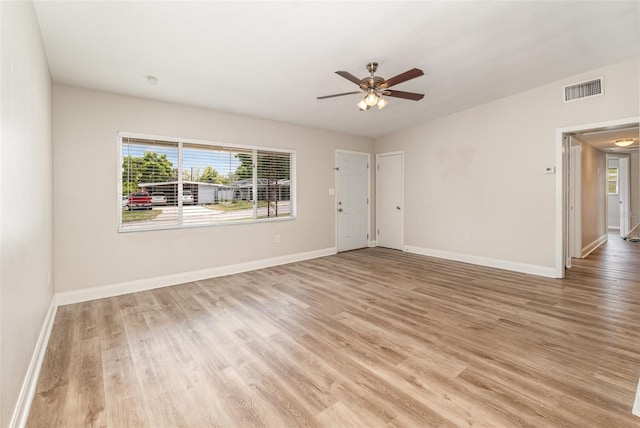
[119,133,295,232]
[607,167,618,194]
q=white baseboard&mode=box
[404,246,558,278]
[633,378,640,417]
[368,240,377,248]
[9,297,58,428]
[608,226,620,230]
[581,233,607,258]
[56,247,337,306]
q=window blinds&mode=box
[119,135,294,232]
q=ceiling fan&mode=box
[317,62,424,111]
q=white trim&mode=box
[608,226,621,230]
[569,142,582,260]
[368,240,377,248]
[581,233,608,258]
[633,379,640,417]
[9,298,58,428]
[118,131,296,154]
[117,133,123,230]
[556,116,640,279]
[405,245,557,278]
[56,247,336,306]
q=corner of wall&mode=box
[8,297,57,428]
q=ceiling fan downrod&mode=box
[366,62,378,76]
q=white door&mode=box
[376,152,403,250]
[619,156,630,237]
[336,151,369,252]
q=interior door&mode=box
[619,156,630,237]
[376,152,403,250]
[336,151,369,252]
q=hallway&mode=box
[568,231,640,283]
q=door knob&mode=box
[396,206,401,210]
[338,208,343,212]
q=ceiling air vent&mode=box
[563,77,603,102]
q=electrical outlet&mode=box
[275,234,281,243]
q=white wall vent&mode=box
[563,77,603,102]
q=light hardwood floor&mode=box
[27,236,640,427]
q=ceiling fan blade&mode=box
[317,91,361,100]
[335,71,362,85]
[383,68,424,88]
[384,90,424,101]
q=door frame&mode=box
[375,151,404,250]
[569,140,582,260]
[556,116,640,278]
[618,155,631,237]
[335,150,371,251]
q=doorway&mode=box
[607,155,632,237]
[557,117,639,278]
[336,151,370,252]
[376,152,404,250]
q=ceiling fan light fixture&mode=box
[365,91,379,107]
[318,62,425,111]
[614,139,634,147]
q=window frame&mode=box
[607,167,619,195]
[117,131,296,233]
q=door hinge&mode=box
[377,229,380,235]
[367,233,369,239]
[377,164,380,170]
[367,163,369,169]
[367,198,369,204]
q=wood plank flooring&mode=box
[27,236,640,427]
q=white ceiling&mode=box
[575,125,639,154]
[33,1,640,138]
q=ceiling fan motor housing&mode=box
[360,75,386,91]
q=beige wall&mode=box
[0,1,54,426]
[581,142,607,249]
[375,61,639,271]
[53,85,374,293]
